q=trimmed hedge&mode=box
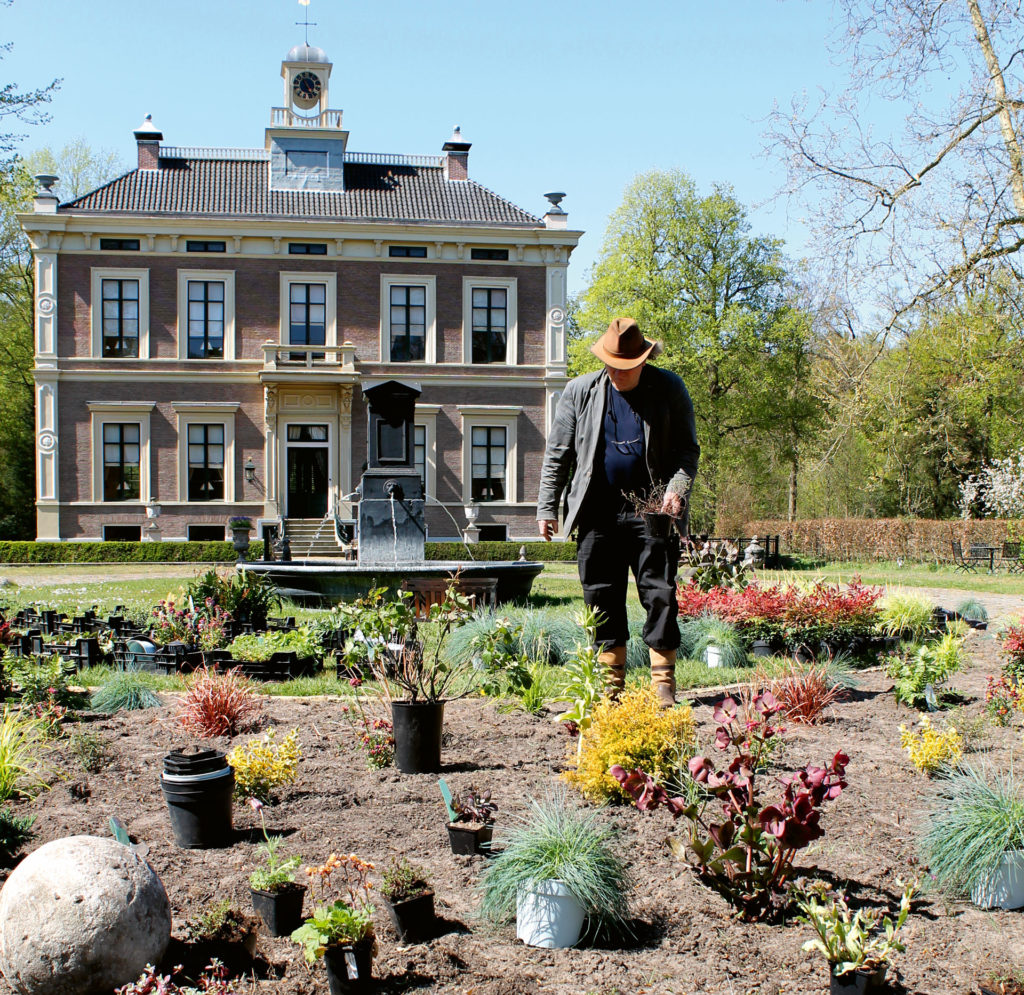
[741,518,1015,563]
[425,541,577,562]
[0,540,264,563]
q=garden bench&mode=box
[401,576,498,620]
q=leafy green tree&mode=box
[576,170,822,530]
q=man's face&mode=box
[606,361,645,392]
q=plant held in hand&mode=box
[612,691,848,920]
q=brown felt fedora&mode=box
[590,317,661,369]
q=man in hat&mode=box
[536,317,700,706]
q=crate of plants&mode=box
[224,628,320,682]
[38,635,103,670]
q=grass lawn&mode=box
[760,559,1024,594]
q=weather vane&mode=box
[296,0,316,45]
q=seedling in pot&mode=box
[441,779,497,855]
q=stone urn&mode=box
[228,516,253,562]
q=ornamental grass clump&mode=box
[612,691,848,921]
[477,788,631,934]
[90,671,162,713]
[919,764,1024,898]
[0,707,54,802]
[876,591,936,641]
[900,716,964,774]
[757,660,848,725]
[565,686,695,803]
[227,727,301,803]
[178,665,263,738]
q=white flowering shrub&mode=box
[958,450,1024,518]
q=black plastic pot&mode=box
[250,883,306,936]
[323,938,374,994]
[829,965,886,994]
[391,700,445,774]
[383,889,435,943]
[642,512,673,539]
[447,822,493,855]
[752,639,772,658]
[160,754,234,848]
[163,748,228,777]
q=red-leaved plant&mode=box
[756,661,847,725]
[1001,619,1024,680]
[178,665,263,738]
[611,690,848,920]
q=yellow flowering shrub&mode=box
[565,687,695,802]
[227,727,301,803]
[899,716,963,774]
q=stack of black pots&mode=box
[160,748,234,848]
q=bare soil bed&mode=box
[2,630,1023,995]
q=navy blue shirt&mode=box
[595,383,649,503]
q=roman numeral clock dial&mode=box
[292,71,322,110]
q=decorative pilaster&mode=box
[338,385,353,498]
[263,386,279,517]
[545,264,568,369]
[34,251,58,358]
[35,373,59,539]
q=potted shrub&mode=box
[440,781,497,855]
[690,616,746,669]
[359,580,474,774]
[292,853,376,994]
[478,788,632,949]
[248,801,305,936]
[797,879,916,994]
[919,764,1024,910]
[625,485,678,539]
[378,857,435,943]
[229,516,253,562]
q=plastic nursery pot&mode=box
[323,937,374,994]
[383,889,435,943]
[160,750,234,849]
[971,849,1024,910]
[641,512,674,539]
[829,965,887,995]
[752,640,773,658]
[250,883,307,937]
[704,644,724,669]
[447,822,493,855]
[516,879,585,949]
[391,700,445,775]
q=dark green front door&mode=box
[287,446,328,518]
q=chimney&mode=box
[543,191,568,229]
[133,114,163,170]
[32,174,59,214]
[442,126,471,182]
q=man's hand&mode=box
[661,491,683,517]
[538,519,558,541]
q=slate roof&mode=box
[59,156,542,227]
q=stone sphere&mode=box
[0,835,171,995]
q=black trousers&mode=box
[576,506,681,652]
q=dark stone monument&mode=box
[358,380,426,564]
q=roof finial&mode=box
[296,0,316,46]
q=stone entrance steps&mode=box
[283,518,345,558]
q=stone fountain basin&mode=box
[241,559,545,605]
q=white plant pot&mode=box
[971,850,1024,910]
[705,644,724,669]
[515,879,585,948]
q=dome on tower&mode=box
[287,42,330,64]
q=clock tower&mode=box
[268,43,348,192]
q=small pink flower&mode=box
[247,797,264,813]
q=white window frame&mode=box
[90,267,150,359]
[176,269,236,361]
[415,403,440,500]
[172,402,240,504]
[87,401,155,504]
[381,274,437,364]
[462,276,518,365]
[278,271,337,349]
[457,405,521,505]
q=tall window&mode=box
[389,285,426,361]
[101,279,140,357]
[187,281,225,358]
[471,288,507,363]
[103,424,140,501]
[471,426,506,502]
[187,424,225,501]
[289,283,326,349]
[413,424,426,495]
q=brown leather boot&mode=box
[599,646,627,700]
[649,648,677,708]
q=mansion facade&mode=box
[21,43,580,548]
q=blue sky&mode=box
[3,0,846,294]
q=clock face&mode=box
[292,70,322,109]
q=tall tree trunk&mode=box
[788,457,798,521]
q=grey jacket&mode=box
[536,365,700,536]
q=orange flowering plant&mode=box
[290,852,376,962]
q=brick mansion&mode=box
[20,42,581,550]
